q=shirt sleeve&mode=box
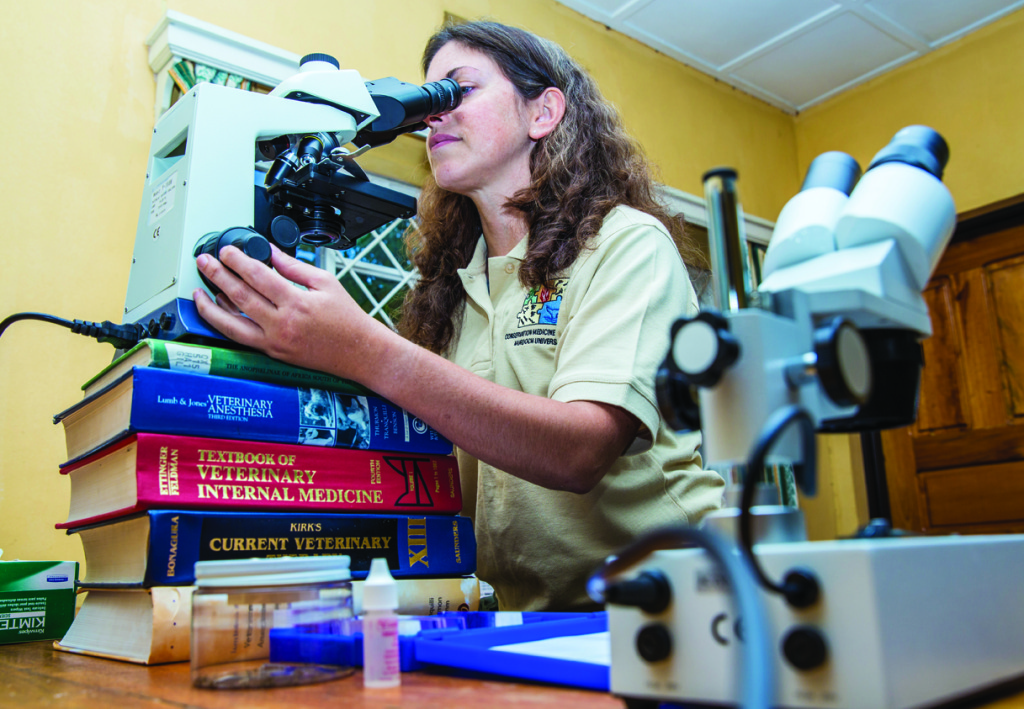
[547,209,700,455]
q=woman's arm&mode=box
[194,245,637,494]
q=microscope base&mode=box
[608,534,1024,708]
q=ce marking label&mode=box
[711,613,745,646]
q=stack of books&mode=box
[49,339,477,664]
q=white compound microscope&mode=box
[122,53,461,341]
[598,127,1024,709]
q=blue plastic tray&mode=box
[413,613,609,691]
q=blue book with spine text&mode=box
[69,510,475,587]
[55,367,452,463]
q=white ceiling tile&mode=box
[866,0,1024,45]
[623,0,839,68]
[731,12,916,109]
[567,0,639,18]
[552,0,1024,113]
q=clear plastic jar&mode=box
[191,556,353,689]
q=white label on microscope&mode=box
[149,172,177,225]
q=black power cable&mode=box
[739,405,821,608]
[0,312,145,349]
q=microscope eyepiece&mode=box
[800,152,862,195]
[420,77,464,116]
[363,76,464,134]
[867,125,949,179]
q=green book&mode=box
[82,340,370,399]
[167,59,196,92]
[0,560,78,644]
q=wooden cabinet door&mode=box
[882,222,1024,534]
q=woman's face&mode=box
[424,42,537,200]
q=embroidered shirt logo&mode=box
[516,279,568,328]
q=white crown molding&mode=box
[658,183,774,245]
[145,11,300,85]
[144,11,302,120]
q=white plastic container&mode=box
[191,556,353,689]
[361,557,400,688]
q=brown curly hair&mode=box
[398,20,701,354]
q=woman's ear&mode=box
[528,87,566,140]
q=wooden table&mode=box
[1,640,620,708]
[5,640,1024,708]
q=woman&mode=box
[194,20,723,611]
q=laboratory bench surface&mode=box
[4,639,1024,708]
[1,640,620,708]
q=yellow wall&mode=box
[0,0,797,568]
[4,0,1022,565]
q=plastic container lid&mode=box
[194,556,351,588]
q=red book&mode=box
[57,433,462,528]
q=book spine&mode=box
[131,368,451,455]
[352,576,481,616]
[146,340,371,395]
[135,511,475,586]
[57,433,462,527]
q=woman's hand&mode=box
[193,244,388,383]
[193,243,636,493]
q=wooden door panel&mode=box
[953,268,1008,429]
[921,460,1024,528]
[914,425,1024,471]
[881,217,1024,535]
[915,278,965,433]
[988,255,1024,418]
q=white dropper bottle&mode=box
[362,557,400,688]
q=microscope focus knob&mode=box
[656,311,739,432]
[194,227,273,296]
[668,311,740,387]
[656,365,702,432]
[814,317,872,407]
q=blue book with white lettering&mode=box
[54,367,452,464]
[67,510,475,587]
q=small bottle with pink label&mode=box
[361,557,400,688]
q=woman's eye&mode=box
[459,85,475,97]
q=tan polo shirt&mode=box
[449,205,725,611]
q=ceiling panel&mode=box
[552,0,1024,113]
[732,12,915,108]
[866,0,1023,43]
[624,0,837,69]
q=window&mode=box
[316,217,420,330]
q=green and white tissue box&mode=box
[0,560,78,644]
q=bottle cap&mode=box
[362,557,398,611]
